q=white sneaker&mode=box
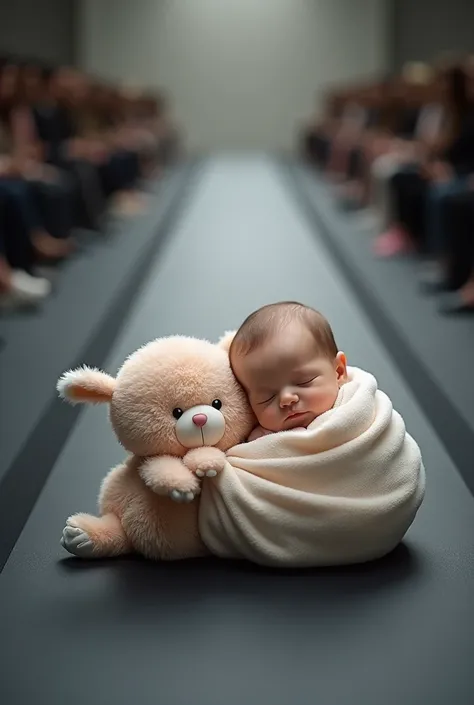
[0,270,51,309]
[12,270,52,297]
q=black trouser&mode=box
[30,177,75,240]
[0,187,36,273]
[389,169,427,251]
[347,146,363,180]
[98,150,141,198]
[302,131,330,167]
[53,157,106,231]
[441,190,474,289]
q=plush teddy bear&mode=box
[57,332,255,561]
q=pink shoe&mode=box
[373,227,413,258]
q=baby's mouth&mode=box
[286,411,307,422]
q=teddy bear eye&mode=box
[212,399,222,410]
[173,408,184,420]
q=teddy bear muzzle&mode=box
[175,404,226,448]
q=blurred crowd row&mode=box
[0,55,181,310]
[302,54,474,316]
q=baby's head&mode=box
[229,302,348,433]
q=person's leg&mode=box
[114,149,141,189]
[1,188,36,273]
[0,189,51,307]
[350,152,405,232]
[30,177,75,243]
[0,196,12,292]
[0,177,70,260]
[419,177,470,286]
[302,130,329,166]
[437,192,474,313]
[59,157,106,230]
[443,191,474,290]
[325,135,355,181]
[395,172,427,243]
[332,145,365,206]
[100,149,147,215]
[346,146,363,181]
[422,190,474,293]
[314,134,330,167]
[439,274,474,315]
[374,168,422,257]
[0,177,42,231]
[424,178,469,259]
[0,251,12,293]
[369,153,403,230]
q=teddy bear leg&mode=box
[61,512,131,559]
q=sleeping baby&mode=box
[228,301,348,441]
[199,300,425,568]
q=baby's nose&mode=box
[192,413,208,428]
[280,392,299,407]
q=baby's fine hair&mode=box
[230,301,338,359]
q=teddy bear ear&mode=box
[217,330,236,353]
[57,365,116,405]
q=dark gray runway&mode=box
[0,155,473,705]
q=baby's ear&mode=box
[217,330,236,353]
[57,365,116,405]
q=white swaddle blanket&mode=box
[199,367,425,567]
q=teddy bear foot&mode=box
[61,522,95,558]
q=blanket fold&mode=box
[199,367,425,567]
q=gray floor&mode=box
[1,155,473,705]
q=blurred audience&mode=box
[0,54,181,310]
[301,53,474,316]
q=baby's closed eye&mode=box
[297,377,317,387]
[258,394,275,405]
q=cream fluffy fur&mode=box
[58,334,255,560]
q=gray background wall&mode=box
[0,0,76,64]
[391,0,474,69]
[0,1,473,75]
[77,0,389,152]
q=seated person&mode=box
[376,63,474,265]
[370,76,444,239]
[0,59,74,258]
[69,72,148,215]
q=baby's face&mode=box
[232,323,347,433]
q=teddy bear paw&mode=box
[169,487,201,503]
[193,459,224,478]
[195,468,218,478]
[60,520,95,558]
[184,448,226,478]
